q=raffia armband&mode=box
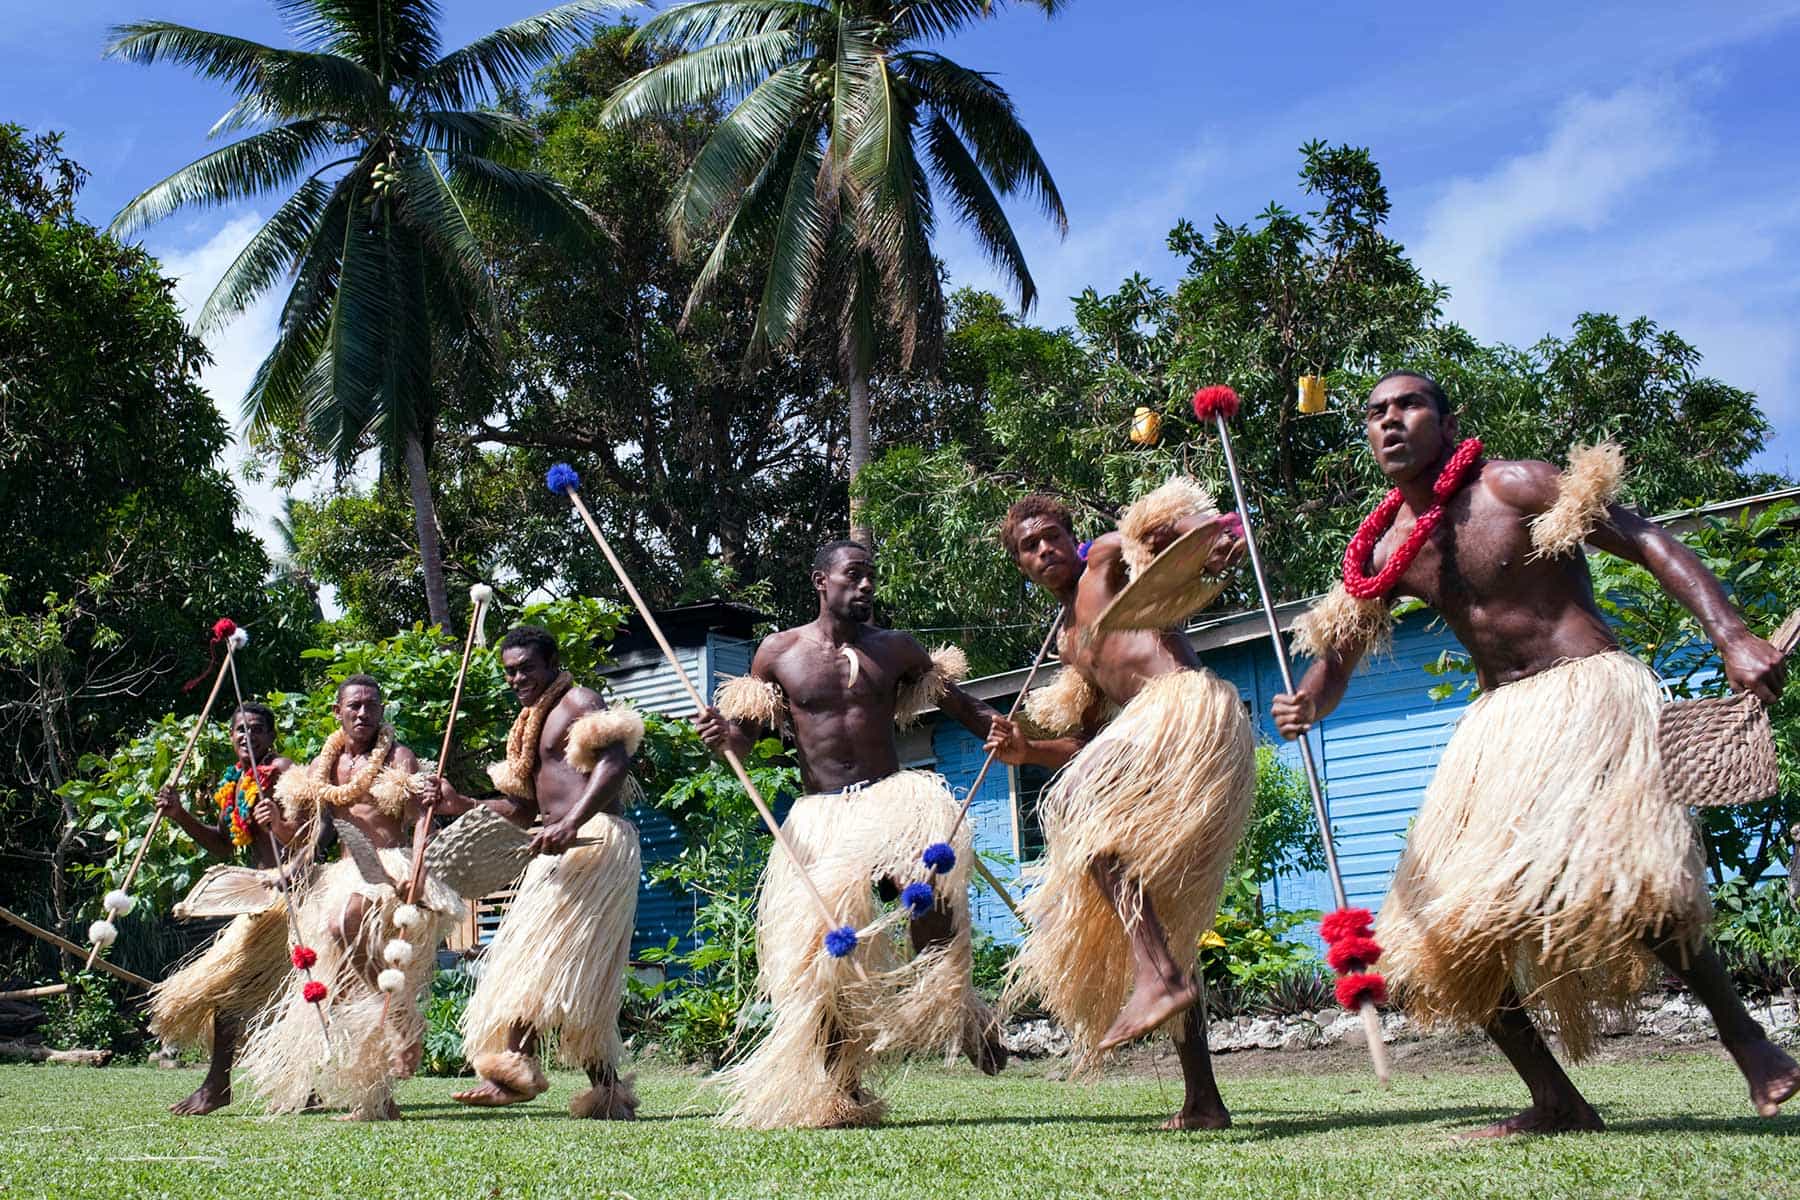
[1292,583,1394,661]
[714,675,786,729]
[1021,668,1102,737]
[896,645,970,728]
[564,705,645,771]
[1118,475,1219,580]
[1529,442,1624,559]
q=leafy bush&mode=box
[1710,877,1800,998]
[419,966,477,1077]
[41,971,142,1055]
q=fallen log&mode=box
[0,1041,113,1066]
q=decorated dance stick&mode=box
[899,610,1066,924]
[0,905,154,988]
[382,582,495,1010]
[220,638,330,1039]
[85,618,238,968]
[546,465,864,962]
[1192,384,1391,1085]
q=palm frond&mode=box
[410,0,630,109]
[682,127,800,324]
[598,28,803,125]
[393,150,494,311]
[749,130,829,357]
[898,50,1066,233]
[320,211,398,463]
[922,113,1034,310]
[890,0,1003,43]
[106,22,387,123]
[414,108,538,162]
[631,0,826,53]
[108,120,337,238]
[660,62,814,251]
[276,0,442,79]
[195,176,335,333]
[245,178,354,434]
[444,153,596,250]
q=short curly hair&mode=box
[1000,495,1076,560]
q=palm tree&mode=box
[106,0,623,632]
[600,0,1068,542]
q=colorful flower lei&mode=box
[213,765,273,849]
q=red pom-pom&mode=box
[1217,511,1243,538]
[291,945,318,969]
[211,618,238,642]
[1335,971,1387,1010]
[1192,385,1242,422]
[1319,907,1374,944]
[303,980,328,1004]
[1326,933,1383,973]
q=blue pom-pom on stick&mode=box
[900,881,935,918]
[824,925,859,958]
[922,842,956,875]
[545,463,581,494]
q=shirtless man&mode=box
[447,626,645,1119]
[148,702,295,1114]
[241,673,460,1120]
[695,540,1007,1128]
[1272,370,1798,1136]
[981,483,1253,1129]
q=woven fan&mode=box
[1660,607,1799,808]
[425,806,537,899]
[173,864,281,919]
[1087,524,1228,645]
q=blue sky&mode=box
[5,0,1796,549]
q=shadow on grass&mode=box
[397,1102,696,1124]
[883,1105,1498,1135]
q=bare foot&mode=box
[453,1080,532,1108]
[169,1083,230,1116]
[963,1026,1008,1076]
[1098,976,1200,1051]
[1455,1103,1604,1139]
[1161,1107,1231,1131]
[337,1098,402,1122]
[1732,1038,1800,1117]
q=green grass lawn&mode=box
[0,1052,1795,1199]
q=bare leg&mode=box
[169,1014,237,1115]
[1161,1005,1230,1130]
[1090,856,1200,1051]
[1648,934,1800,1117]
[1458,988,1603,1138]
[907,897,1006,1075]
[570,1061,639,1121]
[453,1025,544,1106]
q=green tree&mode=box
[599,0,1069,542]
[103,0,619,633]
[0,126,311,935]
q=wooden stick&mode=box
[402,597,486,908]
[558,484,844,935]
[946,609,1065,843]
[0,906,154,988]
[0,983,69,1001]
[85,659,232,970]
[1211,410,1391,1086]
[971,856,1022,920]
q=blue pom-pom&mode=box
[1077,539,1092,561]
[545,463,581,494]
[922,842,957,874]
[900,881,935,918]
[824,925,859,958]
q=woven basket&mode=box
[1659,608,1798,808]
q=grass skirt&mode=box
[1004,669,1254,1067]
[147,901,290,1052]
[716,770,990,1129]
[239,851,460,1117]
[1379,651,1710,1059]
[462,809,640,1078]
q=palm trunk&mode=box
[847,360,872,547]
[403,431,454,635]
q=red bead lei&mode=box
[1340,438,1484,600]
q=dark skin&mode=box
[152,710,294,1116]
[695,545,1010,1076]
[448,644,636,1114]
[1271,373,1797,1136]
[983,509,1246,1130]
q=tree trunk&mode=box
[846,360,872,548]
[403,432,454,635]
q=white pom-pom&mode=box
[383,938,415,968]
[377,968,407,994]
[469,582,495,605]
[88,920,118,947]
[393,904,424,932]
[228,629,250,651]
[102,889,135,917]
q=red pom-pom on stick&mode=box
[291,945,318,969]
[1319,907,1374,944]
[1335,971,1387,1009]
[1192,385,1241,422]
[1326,933,1384,973]
[211,618,238,642]
[303,980,328,1004]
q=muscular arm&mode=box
[531,744,631,855]
[1273,642,1367,738]
[155,784,236,859]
